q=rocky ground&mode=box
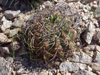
[0,0,100,75]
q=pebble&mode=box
[17,67,25,74]
[4,10,21,19]
[0,57,13,75]
[76,42,80,46]
[57,73,61,75]
[9,41,21,51]
[79,64,87,70]
[69,52,92,63]
[9,28,20,37]
[95,45,100,52]
[38,70,48,75]
[1,16,12,31]
[59,62,80,72]
[86,66,92,72]
[0,7,2,12]
[94,51,100,62]
[82,15,88,21]
[48,72,53,75]
[0,33,12,43]
[96,31,100,42]
[12,19,24,27]
[0,47,9,54]
[95,7,100,18]
[83,8,88,13]
[91,63,100,71]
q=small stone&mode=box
[95,45,100,52]
[83,8,88,13]
[97,31,100,42]
[83,46,90,51]
[0,47,9,54]
[91,63,100,71]
[82,15,88,21]
[29,72,38,75]
[12,19,24,27]
[76,42,80,46]
[83,45,94,57]
[94,51,100,62]
[18,13,25,20]
[23,15,31,21]
[79,5,84,9]
[69,52,92,63]
[17,67,24,74]
[54,0,58,3]
[3,29,10,35]
[65,72,71,75]
[72,70,96,75]
[93,1,97,5]
[6,57,13,64]
[86,66,92,71]
[86,5,91,10]
[57,73,61,75]
[55,61,60,66]
[88,22,95,32]
[83,22,95,44]
[39,70,48,75]
[4,10,21,19]
[0,7,2,12]
[1,16,12,31]
[91,1,98,9]
[9,28,20,37]
[79,64,87,70]
[0,57,13,75]
[93,20,99,27]
[9,41,21,51]
[61,71,71,75]
[93,5,98,9]
[0,13,3,20]
[43,1,52,8]
[89,45,95,50]
[96,71,100,75]
[59,62,80,72]
[48,72,53,75]
[0,33,11,43]
[95,7,100,18]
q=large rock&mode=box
[68,52,92,64]
[72,70,96,75]
[1,16,12,31]
[4,10,20,19]
[59,62,80,72]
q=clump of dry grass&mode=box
[21,6,81,63]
